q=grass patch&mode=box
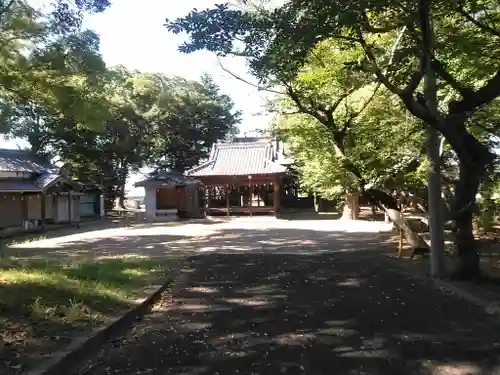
[0,254,178,373]
[9,235,48,246]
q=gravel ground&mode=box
[72,219,500,375]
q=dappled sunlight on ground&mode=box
[6,218,397,263]
[80,249,500,375]
[10,216,490,375]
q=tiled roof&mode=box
[135,171,200,187]
[186,140,288,177]
[34,173,60,189]
[0,149,54,173]
[0,149,87,192]
[0,180,40,192]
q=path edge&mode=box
[385,255,500,316]
[22,261,188,375]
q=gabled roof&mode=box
[0,149,83,192]
[135,170,200,188]
[186,139,289,177]
[0,149,54,173]
[34,173,60,189]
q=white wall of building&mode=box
[144,186,156,219]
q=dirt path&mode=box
[76,220,500,375]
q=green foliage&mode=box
[38,67,240,207]
[267,37,426,196]
[167,0,500,212]
[0,0,112,134]
[0,1,240,210]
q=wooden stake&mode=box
[398,228,404,258]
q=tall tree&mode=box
[0,0,111,133]
[51,68,240,208]
[166,0,500,280]
[144,73,241,172]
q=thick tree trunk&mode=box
[451,161,481,280]
[116,165,129,209]
[103,184,116,212]
[439,119,495,280]
[341,192,360,220]
[118,184,126,209]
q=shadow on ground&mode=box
[6,223,396,260]
[78,227,500,375]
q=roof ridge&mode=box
[0,148,32,153]
[215,142,270,148]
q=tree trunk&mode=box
[103,184,116,212]
[451,160,482,280]
[116,164,129,209]
[364,188,430,252]
[118,184,126,209]
[341,192,360,220]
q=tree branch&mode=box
[448,70,500,115]
[0,0,15,18]
[361,11,403,33]
[285,85,328,124]
[355,27,404,96]
[431,58,474,99]
[216,56,283,95]
[327,89,354,112]
[339,83,381,136]
[457,7,500,38]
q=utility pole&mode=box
[420,0,446,277]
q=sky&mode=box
[0,0,274,195]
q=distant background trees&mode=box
[0,0,241,209]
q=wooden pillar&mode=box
[249,185,253,216]
[225,184,230,216]
[205,186,211,217]
[273,177,281,217]
[41,192,46,228]
[21,193,28,223]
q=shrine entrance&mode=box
[199,175,287,217]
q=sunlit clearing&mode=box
[425,362,482,375]
[178,322,212,331]
[224,297,271,306]
[240,284,278,294]
[122,268,148,277]
[95,253,150,260]
[274,332,316,345]
[186,286,219,294]
[258,239,318,245]
[337,278,363,287]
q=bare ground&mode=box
[75,219,500,375]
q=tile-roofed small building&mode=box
[134,170,202,220]
[0,148,54,173]
[186,138,290,177]
[135,170,200,187]
[0,148,102,231]
[185,137,294,217]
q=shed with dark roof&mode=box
[134,171,202,220]
[0,148,99,230]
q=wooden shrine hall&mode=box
[186,137,293,217]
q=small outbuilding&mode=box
[134,171,202,220]
[0,148,103,233]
